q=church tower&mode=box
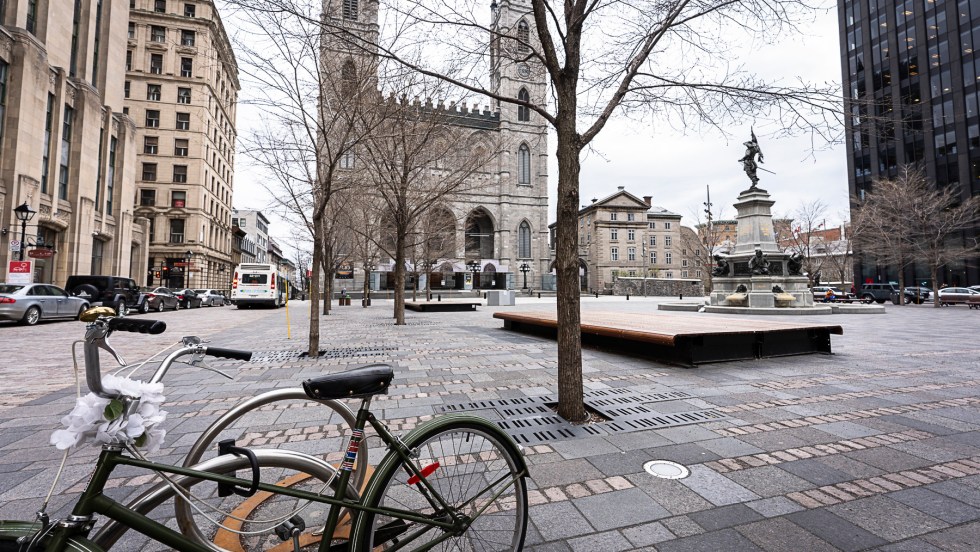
[486,0,550,281]
[321,1,379,98]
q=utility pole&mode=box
[703,185,714,251]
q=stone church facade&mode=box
[322,0,550,289]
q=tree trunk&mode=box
[321,241,333,315]
[931,266,941,308]
[425,265,432,301]
[897,270,906,306]
[308,216,322,356]
[362,268,370,307]
[393,234,406,325]
[554,117,587,422]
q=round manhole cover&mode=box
[643,460,690,479]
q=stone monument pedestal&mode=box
[709,275,814,309]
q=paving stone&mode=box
[920,520,980,552]
[744,496,804,518]
[660,515,704,538]
[725,465,812,498]
[655,528,764,552]
[687,503,763,531]
[567,529,633,552]
[889,487,980,524]
[778,458,856,486]
[735,517,839,552]
[529,502,595,541]
[827,495,948,541]
[786,508,888,551]
[697,437,765,458]
[571,487,670,531]
[621,520,675,547]
[679,464,759,506]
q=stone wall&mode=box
[612,277,704,297]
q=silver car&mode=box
[194,289,226,307]
[0,283,90,325]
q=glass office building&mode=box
[840,0,979,286]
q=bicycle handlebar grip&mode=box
[205,347,253,361]
[107,318,167,335]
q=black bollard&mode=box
[438,294,442,301]
[538,292,541,299]
[595,291,599,298]
[627,294,630,300]
[680,293,684,300]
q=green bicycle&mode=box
[0,309,529,551]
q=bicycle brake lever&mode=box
[98,336,127,366]
[187,353,233,380]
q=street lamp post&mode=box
[185,250,193,288]
[13,203,37,262]
[467,260,481,291]
[519,262,530,290]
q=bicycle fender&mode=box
[0,520,107,552]
[399,413,529,475]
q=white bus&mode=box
[231,263,287,308]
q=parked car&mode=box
[937,287,980,305]
[0,284,90,325]
[174,289,203,309]
[859,282,928,304]
[969,285,980,293]
[903,286,932,303]
[64,275,146,315]
[811,286,846,302]
[194,289,225,307]
[140,287,181,312]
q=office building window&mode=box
[69,0,81,77]
[180,57,192,77]
[146,83,161,101]
[181,30,195,46]
[27,0,37,34]
[628,247,636,261]
[627,229,635,240]
[106,137,116,214]
[172,190,186,207]
[651,251,657,263]
[146,109,160,127]
[150,54,163,74]
[92,0,103,85]
[184,3,196,17]
[126,50,133,71]
[665,236,672,247]
[610,228,618,240]
[151,26,166,43]
[649,222,655,229]
[154,0,166,12]
[144,136,158,154]
[174,138,188,156]
[664,222,672,229]
[0,61,7,149]
[124,81,130,98]
[140,189,156,206]
[611,247,619,261]
[627,213,635,221]
[665,252,672,264]
[610,212,618,221]
[177,87,191,104]
[128,22,135,39]
[176,112,190,130]
[649,236,656,246]
[59,105,73,200]
[142,163,157,181]
[169,218,185,243]
[173,165,187,183]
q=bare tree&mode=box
[684,204,730,293]
[819,234,854,289]
[357,87,498,324]
[229,5,384,355]
[227,0,841,420]
[850,167,922,305]
[782,200,829,287]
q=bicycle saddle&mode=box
[302,364,394,400]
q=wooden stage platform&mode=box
[405,300,480,312]
[493,311,843,366]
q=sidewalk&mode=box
[1,298,979,550]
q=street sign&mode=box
[7,260,33,284]
[9,240,20,252]
[28,248,54,259]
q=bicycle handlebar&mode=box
[107,317,167,335]
[204,347,253,361]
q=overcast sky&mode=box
[226,3,850,253]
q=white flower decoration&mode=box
[51,377,168,453]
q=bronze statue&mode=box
[749,248,770,275]
[738,129,765,189]
[711,254,730,277]
[787,252,804,276]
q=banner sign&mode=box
[336,263,354,279]
[7,260,33,284]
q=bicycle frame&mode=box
[39,399,514,552]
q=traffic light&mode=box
[154,271,161,279]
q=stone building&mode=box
[231,209,268,263]
[0,0,147,286]
[321,0,550,289]
[128,0,238,290]
[566,187,684,291]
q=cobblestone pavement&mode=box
[1,297,980,551]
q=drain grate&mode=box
[249,346,397,362]
[436,388,723,445]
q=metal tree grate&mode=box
[248,346,397,362]
[436,388,722,445]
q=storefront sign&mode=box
[7,261,33,284]
[28,248,54,259]
[336,263,354,279]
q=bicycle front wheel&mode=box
[352,417,528,551]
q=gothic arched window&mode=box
[517,20,530,53]
[518,221,531,258]
[518,144,531,185]
[343,0,359,20]
[518,88,530,122]
[341,59,356,95]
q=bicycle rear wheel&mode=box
[352,417,528,551]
